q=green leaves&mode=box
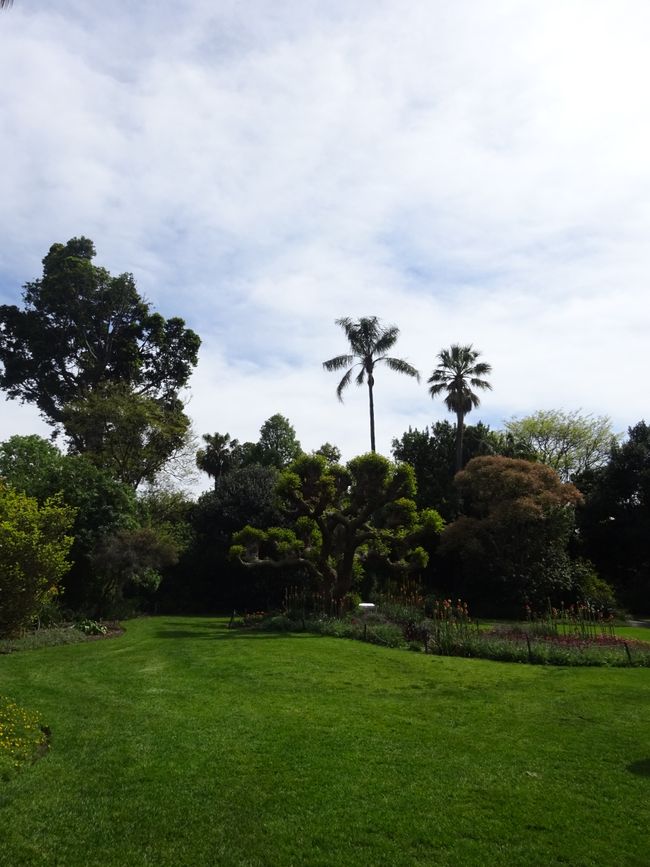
[0,484,75,638]
[0,237,200,459]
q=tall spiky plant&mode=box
[323,316,419,453]
[428,344,492,472]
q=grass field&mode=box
[1,616,649,866]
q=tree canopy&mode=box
[0,482,75,638]
[392,420,519,518]
[505,409,618,482]
[0,237,200,438]
[231,452,443,600]
[440,456,582,609]
[577,421,650,610]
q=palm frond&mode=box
[335,367,354,402]
[373,326,400,356]
[381,356,420,381]
[428,381,448,398]
[323,354,354,372]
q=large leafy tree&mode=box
[255,413,302,468]
[62,383,191,488]
[440,456,582,611]
[231,452,443,601]
[323,316,419,453]
[0,238,200,452]
[177,464,283,612]
[505,409,618,482]
[427,344,492,473]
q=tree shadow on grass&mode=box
[627,759,650,777]
[154,621,311,640]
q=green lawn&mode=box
[1,616,649,866]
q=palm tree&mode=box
[196,432,240,486]
[323,316,419,453]
[428,344,492,473]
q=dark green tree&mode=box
[577,421,650,612]
[62,383,191,488]
[175,465,283,612]
[254,413,302,468]
[0,238,200,455]
[314,442,342,465]
[392,420,513,519]
[428,344,492,473]
[196,432,241,486]
[323,316,419,453]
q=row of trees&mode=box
[0,238,646,633]
[222,414,647,616]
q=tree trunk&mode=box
[455,410,464,473]
[368,373,376,453]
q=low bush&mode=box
[0,626,88,655]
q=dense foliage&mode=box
[577,421,650,611]
[439,456,582,612]
[231,452,443,601]
[0,245,647,623]
[0,238,200,487]
[0,483,75,637]
[505,409,617,481]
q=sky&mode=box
[1,0,649,493]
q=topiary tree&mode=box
[231,452,443,601]
[0,483,75,638]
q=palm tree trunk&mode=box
[367,374,376,452]
[455,410,464,473]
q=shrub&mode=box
[0,695,47,780]
[0,484,75,638]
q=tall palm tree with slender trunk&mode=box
[323,316,419,453]
[428,344,492,473]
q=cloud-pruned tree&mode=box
[231,452,443,601]
[323,316,419,453]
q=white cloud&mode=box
[1,0,649,492]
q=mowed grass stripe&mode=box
[0,617,648,866]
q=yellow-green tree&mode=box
[0,483,75,638]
